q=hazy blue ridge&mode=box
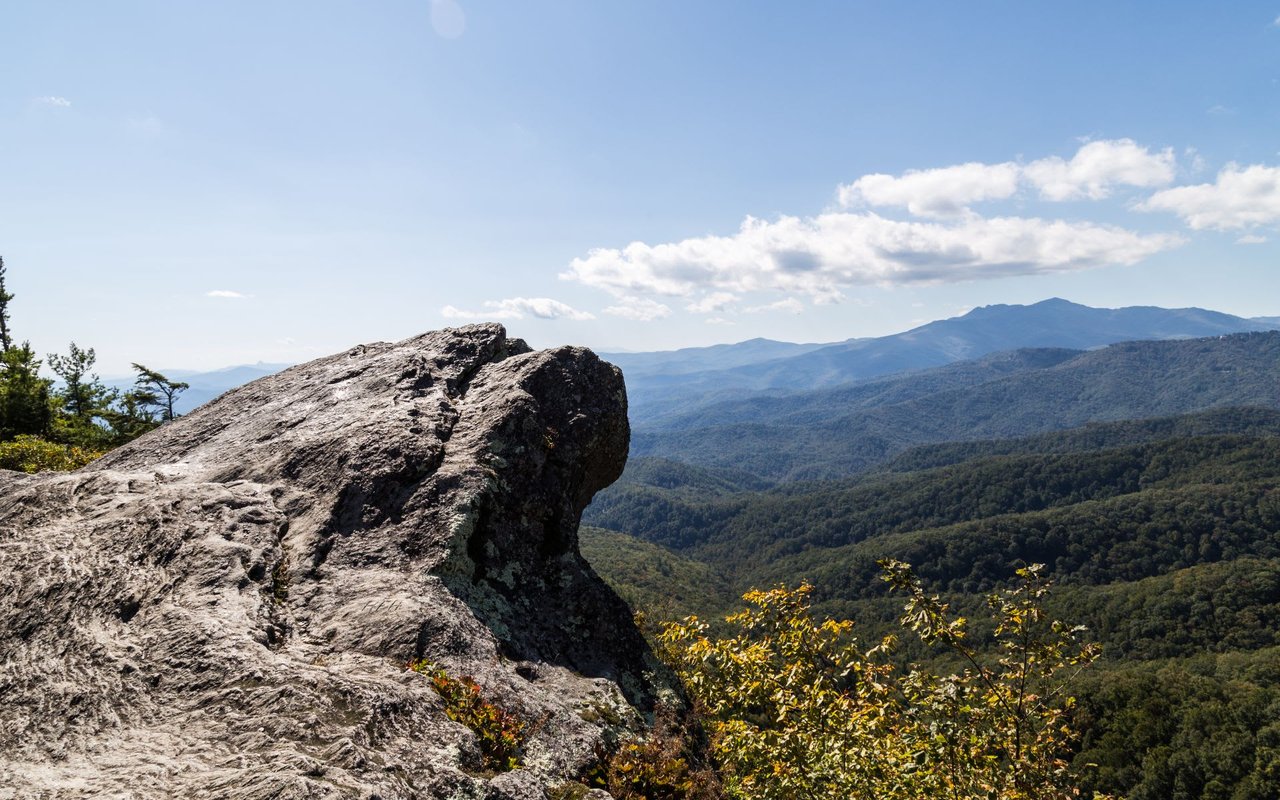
[622,298,1280,422]
[628,332,1280,481]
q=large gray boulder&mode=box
[0,325,659,799]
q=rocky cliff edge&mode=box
[0,324,660,799]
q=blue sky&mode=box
[3,1,1279,373]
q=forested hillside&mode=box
[629,332,1280,481]
[583,410,1280,798]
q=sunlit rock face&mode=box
[0,324,657,799]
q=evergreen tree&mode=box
[0,343,53,440]
[49,342,102,420]
[98,389,159,444]
[48,342,118,448]
[132,364,189,422]
[0,258,51,441]
[0,255,13,352]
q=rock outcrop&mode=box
[0,325,660,799]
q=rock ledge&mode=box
[0,325,654,799]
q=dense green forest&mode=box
[0,257,187,470]
[583,413,1280,798]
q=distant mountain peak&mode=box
[1032,296,1080,307]
[620,299,1279,421]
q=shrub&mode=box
[595,704,725,800]
[407,660,525,773]
[658,562,1109,800]
[0,434,102,473]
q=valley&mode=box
[582,301,1280,798]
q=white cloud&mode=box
[1237,234,1268,244]
[704,317,734,325]
[1023,139,1176,201]
[602,296,672,321]
[837,140,1175,217]
[838,162,1020,218]
[1139,163,1280,230]
[35,96,71,108]
[442,297,594,321]
[442,304,516,320]
[745,297,804,314]
[564,212,1181,301]
[206,290,247,299]
[684,291,738,313]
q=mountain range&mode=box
[152,299,1280,424]
[628,332,1280,481]
[604,298,1280,421]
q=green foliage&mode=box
[886,407,1280,473]
[580,526,732,623]
[0,343,53,441]
[589,430,1280,572]
[0,255,13,352]
[0,264,52,440]
[46,341,140,449]
[407,660,524,773]
[48,341,102,420]
[96,389,160,444]
[1072,649,1280,799]
[1051,558,1280,660]
[0,434,104,473]
[131,363,189,422]
[883,561,1105,799]
[583,419,1280,799]
[659,565,1106,800]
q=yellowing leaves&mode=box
[659,564,1111,800]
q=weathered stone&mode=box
[0,325,660,799]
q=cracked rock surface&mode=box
[0,324,656,799]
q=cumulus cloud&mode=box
[838,162,1020,218]
[35,96,71,107]
[685,291,738,313]
[1139,163,1280,230]
[1237,234,1268,244]
[563,212,1181,301]
[837,140,1176,217]
[745,297,804,314]
[603,296,673,321]
[442,297,594,321]
[206,290,247,299]
[1022,139,1176,201]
